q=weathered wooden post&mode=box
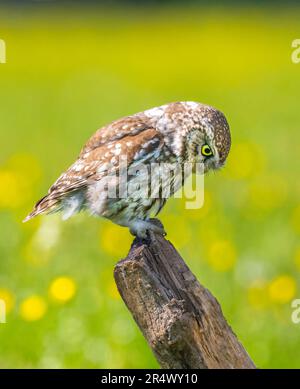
[114,220,255,369]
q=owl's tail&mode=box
[23,190,86,223]
[23,194,61,223]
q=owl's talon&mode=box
[129,219,166,239]
[129,227,147,239]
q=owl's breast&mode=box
[86,160,186,222]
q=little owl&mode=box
[24,102,231,238]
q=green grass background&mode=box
[0,4,300,368]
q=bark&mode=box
[114,220,255,369]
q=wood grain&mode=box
[114,221,255,369]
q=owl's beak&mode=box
[214,160,225,171]
[203,158,222,173]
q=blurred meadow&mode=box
[0,2,300,368]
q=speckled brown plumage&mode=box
[24,101,231,237]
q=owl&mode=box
[24,102,231,238]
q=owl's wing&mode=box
[80,115,151,156]
[23,119,169,221]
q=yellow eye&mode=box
[201,144,213,157]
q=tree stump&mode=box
[114,220,255,369]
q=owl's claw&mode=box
[129,219,166,239]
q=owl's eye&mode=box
[201,144,213,157]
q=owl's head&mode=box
[182,102,231,173]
